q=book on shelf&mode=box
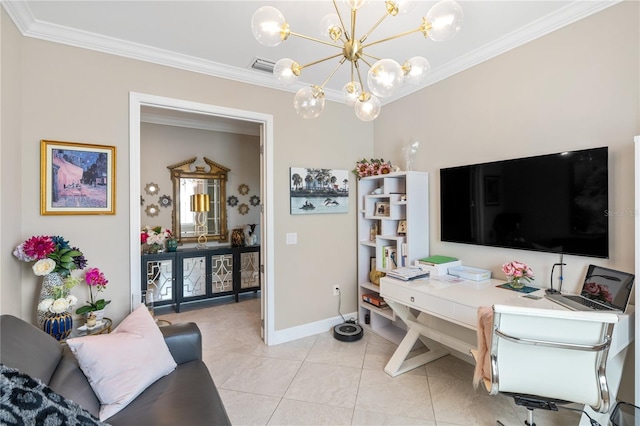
[362,293,389,309]
[381,245,396,269]
[388,246,398,269]
[419,255,459,265]
[386,267,430,281]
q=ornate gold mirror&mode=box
[168,157,229,244]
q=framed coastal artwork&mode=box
[40,140,116,215]
[289,167,349,215]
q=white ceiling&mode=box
[2,1,619,110]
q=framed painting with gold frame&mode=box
[40,140,116,215]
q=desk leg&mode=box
[384,301,450,377]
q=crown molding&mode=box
[2,0,620,107]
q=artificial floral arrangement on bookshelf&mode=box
[352,158,398,179]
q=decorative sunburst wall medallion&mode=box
[159,195,172,208]
[238,203,249,215]
[145,183,159,195]
[249,195,260,207]
[238,184,250,196]
[145,204,159,217]
[227,195,239,207]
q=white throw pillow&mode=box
[67,304,177,421]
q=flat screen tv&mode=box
[440,147,609,258]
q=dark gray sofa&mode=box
[0,314,231,425]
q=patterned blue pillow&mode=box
[0,364,105,425]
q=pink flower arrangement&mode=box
[141,226,172,245]
[75,267,111,315]
[582,282,613,303]
[353,158,396,179]
[13,235,87,277]
[502,261,534,284]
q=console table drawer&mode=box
[381,280,454,320]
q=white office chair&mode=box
[471,304,618,426]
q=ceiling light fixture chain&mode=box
[252,0,463,121]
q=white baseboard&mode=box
[268,312,357,346]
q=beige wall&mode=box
[140,123,261,245]
[1,8,24,317]
[375,1,639,291]
[374,1,639,400]
[0,8,372,329]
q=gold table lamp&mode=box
[190,193,210,249]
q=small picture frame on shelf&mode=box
[397,220,407,235]
[374,201,390,217]
[370,257,376,272]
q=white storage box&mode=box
[447,266,492,281]
[416,260,461,276]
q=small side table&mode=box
[156,319,172,327]
[60,318,112,344]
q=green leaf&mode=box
[75,305,94,315]
[94,299,111,310]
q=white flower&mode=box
[32,258,56,276]
[38,298,54,312]
[13,243,36,262]
[66,294,78,307]
[50,298,69,313]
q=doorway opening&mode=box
[129,92,274,344]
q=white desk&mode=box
[380,276,634,425]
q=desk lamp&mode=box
[190,193,210,249]
[546,254,565,294]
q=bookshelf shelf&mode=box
[356,172,429,342]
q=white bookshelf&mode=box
[357,171,429,343]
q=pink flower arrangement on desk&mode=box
[353,158,396,179]
[75,268,111,316]
[502,260,534,288]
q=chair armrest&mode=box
[159,322,202,364]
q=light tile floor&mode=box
[157,295,582,426]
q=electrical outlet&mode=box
[333,285,340,296]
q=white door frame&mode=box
[128,92,275,344]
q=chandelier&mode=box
[251,0,463,121]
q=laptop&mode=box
[545,264,635,313]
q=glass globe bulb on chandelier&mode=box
[251,0,463,121]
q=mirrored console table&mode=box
[142,245,260,312]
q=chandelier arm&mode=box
[360,53,382,62]
[298,53,345,71]
[359,57,374,69]
[359,10,392,44]
[332,0,350,41]
[361,26,424,49]
[289,31,344,49]
[319,57,348,89]
[351,9,357,48]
